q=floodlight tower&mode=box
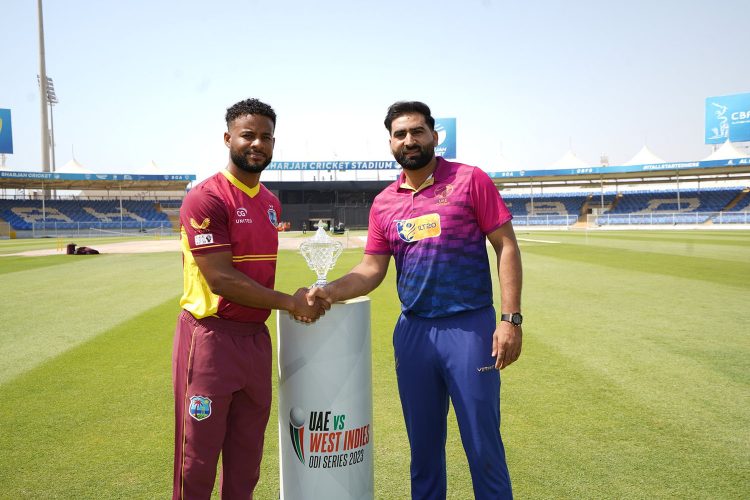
[45,77,58,172]
[37,75,59,172]
[36,0,51,173]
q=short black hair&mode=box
[225,98,276,129]
[384,101,435,133]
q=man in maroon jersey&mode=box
[172,98,327,499]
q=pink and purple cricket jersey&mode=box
[365,157,512,318]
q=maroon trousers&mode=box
[172,310,272,499]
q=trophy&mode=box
[299,220,343,288]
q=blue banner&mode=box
[267,161,400,171]
[488,158,750,179]
[705,93,750,144]
[0,171,195,181]
[434,117,456,159]
[0,108,13,154]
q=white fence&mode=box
[25,221,175,239]
[589,211,750,226]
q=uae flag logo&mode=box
[289,407,306,464]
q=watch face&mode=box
[511,313,523,326]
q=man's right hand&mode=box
[290,287,329,323]
[306,286,335,309]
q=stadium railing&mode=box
[589,211,750,226]
[26,221,175,239]
[511,215,579,226]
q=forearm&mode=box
[498,242,523,312]
[326,259,387,303]
[206,268,296,312]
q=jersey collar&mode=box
[221,169,260,198]
[398,157,443,193]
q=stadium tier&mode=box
[502,193,589,225]
[2,187,746,235]
[0,200,172,231]
[594,187,747,225]
[500,187,748,226]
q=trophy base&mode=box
[311,279,328,288]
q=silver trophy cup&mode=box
[299,221,344,288]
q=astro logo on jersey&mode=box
[289,407,306,464]
[395,213,441,243]
[189,396,212,421]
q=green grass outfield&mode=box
[0,230,748,498]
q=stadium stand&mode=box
[711,188,750,224]
[499,187,748,227]
[0,199,172,231]
[594,187,744,225]
[501,193,587,225]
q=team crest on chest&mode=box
[189,396,212,421]
[435,184,454,205]
[267,206,278,226]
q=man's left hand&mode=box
[492,322,522,369]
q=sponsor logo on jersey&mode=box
[189,396,212,421]
[268,206,278,226]
[190,217,210,230]
[395,213,441,243]
[435,184,454,205]
[194,233,214,246]
[235,207,253,224]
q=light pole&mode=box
[37,0,50,174]
[37,75,58,172]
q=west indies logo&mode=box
[189,396,212,421]
[288,407,371,469]
[268,206,278,226]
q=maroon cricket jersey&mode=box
[179,169,280,323]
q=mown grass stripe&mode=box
[0,233,746,499]
[0,253,182,384]
[521,242,750,288]
[0,297,178,498]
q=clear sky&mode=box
[1,0,749,181]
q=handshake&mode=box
[289,286,335,323]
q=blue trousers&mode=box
[393,306,512,500]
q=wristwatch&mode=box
[500,312,523,327]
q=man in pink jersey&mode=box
[308,101,523,499]
[173,98,328,499]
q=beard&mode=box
[393,144,434,170]
[231,149,272,174]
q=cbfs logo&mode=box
[289,407,306,464]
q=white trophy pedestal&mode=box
[277,297,374,500]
